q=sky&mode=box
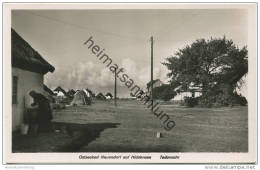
[12,9,248,98]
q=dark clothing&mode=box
[32,93,53,122]
[23,108,39,135]
[31,93,53,132]
[24,108,38,124]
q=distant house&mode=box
[147,79,164,92]
[12,28,55,131]
[43,84,55,103]
[43,84,55,96]
[83,89,91,98]
[67,89,76,98]
[172,85,202,101]
[96,93,106,100]
[105,92,113,99]
[86,88,95,98]
[53,86,67,97]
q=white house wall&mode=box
[12,67,44,131]
[173,92,192,101]
[195,92,202,97]
[57,91,65,97]
[172,91,202,101]
[236,74,248,100]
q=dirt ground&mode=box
[12,99,248,152]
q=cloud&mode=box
[45,58,170,96]
[45,61,113,90]
[117,58,170,90]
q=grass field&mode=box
[12,99,248,152]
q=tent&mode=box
[70,90,88,106]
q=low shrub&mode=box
[197,92,247,107]
[183,96,198,107]
[153,85,177,101]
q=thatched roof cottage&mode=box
[12,28,55,131]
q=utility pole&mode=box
[150,36,153,111]
[114,68,117,107]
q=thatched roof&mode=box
[96,92,106,100]
[11,28,55,74]
[67,89,76,97]
[86,88,95,97]
[54,86,67,95]
[105,92,113,98]
[43,84,55,95]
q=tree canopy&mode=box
[163,37,248,106]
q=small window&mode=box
[12,76,18,104]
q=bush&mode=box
[231,93,247,106]
[197,92,247,107]
[153,85,177,101]
[184,97,198,107]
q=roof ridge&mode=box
[11,28,55,74]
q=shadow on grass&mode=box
[13,122,183,152]
[53,122,120,152]
[12,122,120,153]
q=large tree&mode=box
[163,37,248,98]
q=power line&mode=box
[20,11,149,42]
[19,11,180,44]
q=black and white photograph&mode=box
[3,3,257,164]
